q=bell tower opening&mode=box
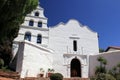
[70,58,81,77]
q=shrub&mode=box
[94,73,116,80]
[105,74,116,80]
[50,73,63,80]
[90,76,96,80]
[116,74,120,80]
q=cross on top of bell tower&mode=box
[36,0,43,9]
[38,1,40,6]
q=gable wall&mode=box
[48,20,99,77]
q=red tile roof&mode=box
[105,46,120,52]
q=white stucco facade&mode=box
[48,20,99,78]
[11,3,100,78]
[15,41,53,78]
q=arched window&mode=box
[35,12,39,16]
[29,20,34,26]
[73,40,77,51]
[38,22,42,27]
[37,34,42,44]
[24,32,31,41]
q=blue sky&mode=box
[40,0,120,49]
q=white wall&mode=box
[49,19,99,55]
[49,19,99,77]
[16,41,53,78]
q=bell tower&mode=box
[14,1,49,47]
[22,1,48,29]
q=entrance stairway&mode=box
[21,77,90,80]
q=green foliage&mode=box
[116,74,120,80]
[48,68,55,72]
[0,66,11,72]
[117,63,120,68]
[99,48,105,53]
[94,58,120,80]
[91,73,116,80]
[0,58,4,68]
[0,0,38,67]
[104,73,116,80]
[109,66,117,77]
[50,73,63,80]
[0,0,38,40]
[108,65,120,80]
[117,62,120,73]
[97,56,104,62]
[96,56,107,74]
[102,59,107,65]
[95,66,107,75]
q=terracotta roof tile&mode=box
[105,46,120,52]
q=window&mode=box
[73,40,77,51]
[35,12,39,16]
[29,20,34,26]
[24,32,31,41]
[37,34,42,44]
[38,22,42,27]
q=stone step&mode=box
[21,77,89,80]
[0,70,20,79]
[0,77,14,80]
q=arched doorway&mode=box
[70,58,81,77]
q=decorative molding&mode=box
[63,53,87,58]
[26,15,48,20]
[18,33,49,39]
[20,25,49,31]
[69,37,80,39]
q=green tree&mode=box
[0,0,38,67]
[99,48,105,53]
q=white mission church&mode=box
[10,2,120,78]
